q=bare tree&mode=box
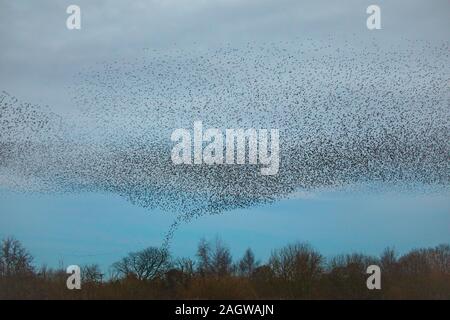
[327,252,379,299]
[112,247,170,280]
[269,242,323,282]
[82,264,103,283]
[268,242,323,298]
[380,247,398,274]
[0,237,34,277]
[398,249,430,275]
[212,238,233,276]
[196,237,234,277]
[399,244,450,275]
[425,244,450,274]
[196,238,211,276]
[238,248,259,277]
[174,257,196,277]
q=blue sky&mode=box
[1,188,449,271]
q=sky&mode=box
[0,0,449,271]
[1,188,449,271]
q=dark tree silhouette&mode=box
[196,237,234,277]
[269,242,323,298]
[112,247,170,280]
[82,264,103,283]
[174,257,195,277]
[238,248,259,277]
[0,237,33,277]
[269,242,323,281]
[380,247,398,275]
[1,236,449,299]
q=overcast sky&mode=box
[1,0,449,107]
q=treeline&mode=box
[0,236,449,299]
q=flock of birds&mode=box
[0,40,449,245]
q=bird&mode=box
[1,38,449,247]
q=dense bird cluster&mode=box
[1,40,449,245]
